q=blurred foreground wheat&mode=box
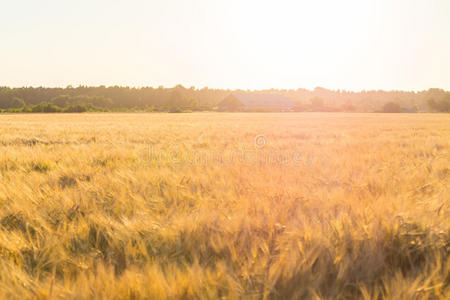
[0,113,448,299]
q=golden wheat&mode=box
[0,113,448,299]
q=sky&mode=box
[1,0,450,91]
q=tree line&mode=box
[0,85,449,113]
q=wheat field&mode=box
[0,113,448,299]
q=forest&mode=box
[0,85,449,113]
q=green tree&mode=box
[340,101,356,112]
[31,102,62,113]
[310,97,324,110]
[9,97,26,108]
[427,96,450,112]
[189,99,200,110]
[382,102,401,113]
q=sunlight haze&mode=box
[1,0,450,90]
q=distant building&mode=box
[218,93,294,112]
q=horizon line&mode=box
[1,85,449,93]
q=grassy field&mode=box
[0,113,448,299]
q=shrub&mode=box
[169,107,183,113]
[63,104,89,113]
[31,102,62,113]
[382,102,402,113]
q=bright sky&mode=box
[1,0,450,91]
